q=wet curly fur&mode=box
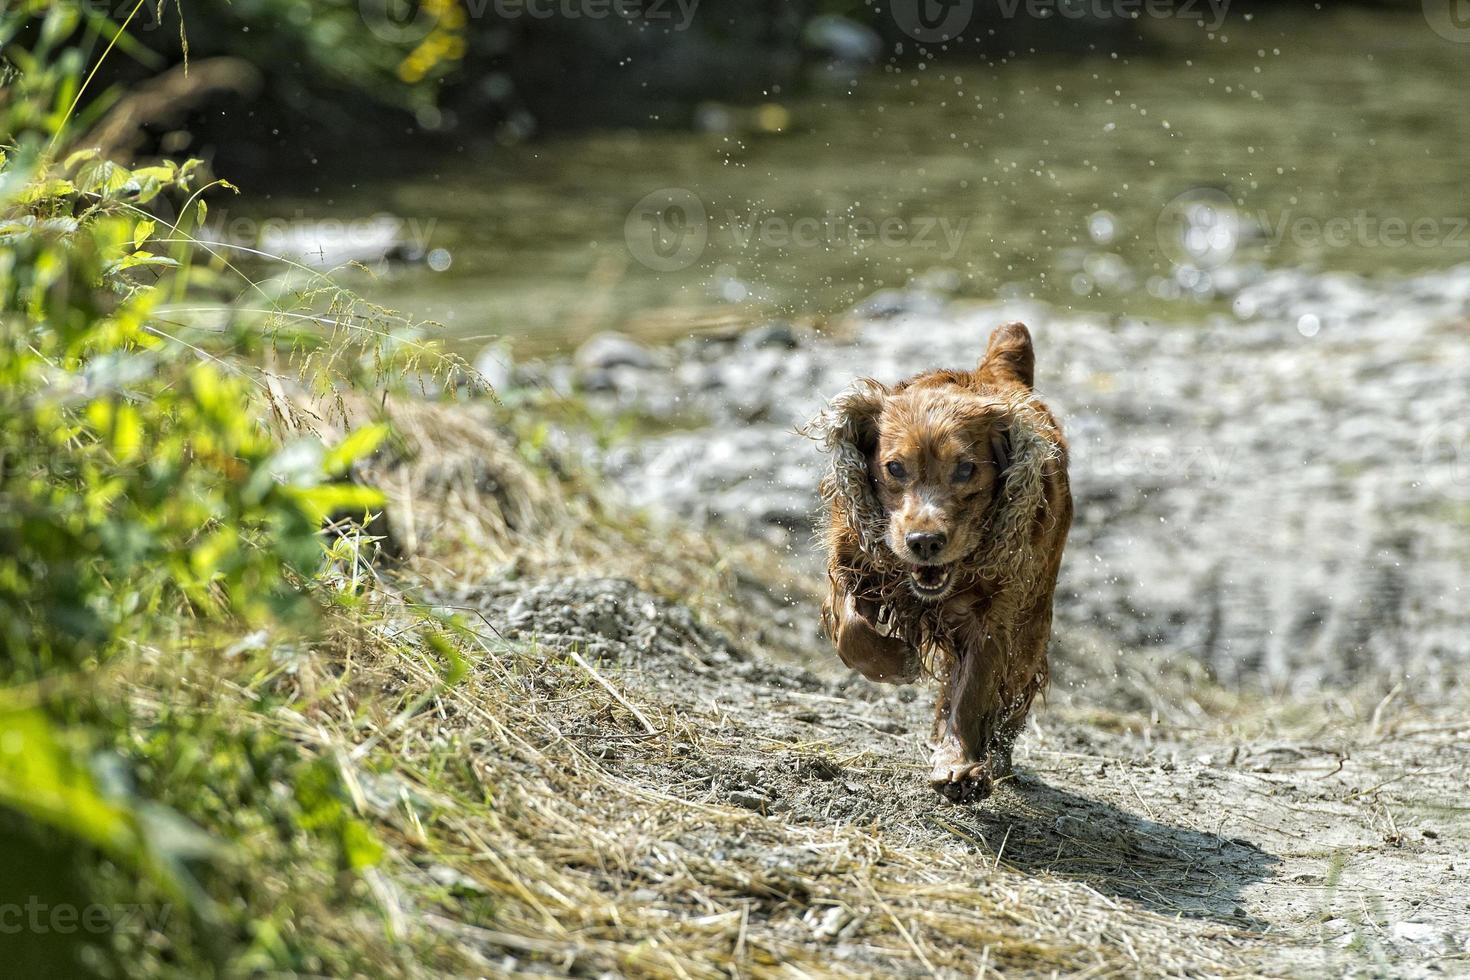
[806,322,1072,803]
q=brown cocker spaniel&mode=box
[810,322,1072,803]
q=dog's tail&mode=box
[977,321,1034,390]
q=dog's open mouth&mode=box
[908,563,953,600]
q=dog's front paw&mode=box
[836,595,918,684]
[929,737,993,804]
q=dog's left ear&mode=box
[977,321,1035,390]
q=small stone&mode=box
[1390,921,1447,950]
[728,790,768,812]
[741,320,799,350]
[802,15,882,63]
[574,331,654,374]
[472,343,515,392]
[805,904,853,940]
[425,863,488,896]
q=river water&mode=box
[244,6,1470,356]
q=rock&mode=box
[741,320,799,350]
[472,343,515,393]
[803,15,883,63]
[805,905,853,940]
[728,790,769,811]
[1389,922,1451,951]
[848,288,946,320]
[574,331,654,377]
[425,863,488,896]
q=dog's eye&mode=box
[885,461,906,479]
[953,460,976,483]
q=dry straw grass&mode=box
[334,395,815,659]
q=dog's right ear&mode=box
[808,379,890,544]
[834,378,887,464]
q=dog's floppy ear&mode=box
[809,379,891,553]
[838,379,886,464]
[977,321,1035,390]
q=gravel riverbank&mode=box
[507,264,1470,694]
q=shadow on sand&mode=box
[928,772,1278,929]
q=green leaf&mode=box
[113,250,179,271]
[0,708,140,858]
[64,147,101,169]
[323,423,389,476]
[285,485,385,523]
[112,401,142,461]
[18,178,76,204]
[130,164,178,183]
[132,217,155,249]
[425,629,468,686]
[341,819,385,870]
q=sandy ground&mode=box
[445,575,1470,978]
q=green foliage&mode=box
[0,136,383,675]
[133,0,463,110]
[0,7,450,974]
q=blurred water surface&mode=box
[245,7,1470,353]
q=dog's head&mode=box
[818,378,1024,603]
[857,384,1011,600]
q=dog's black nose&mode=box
[905,531,946,561]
